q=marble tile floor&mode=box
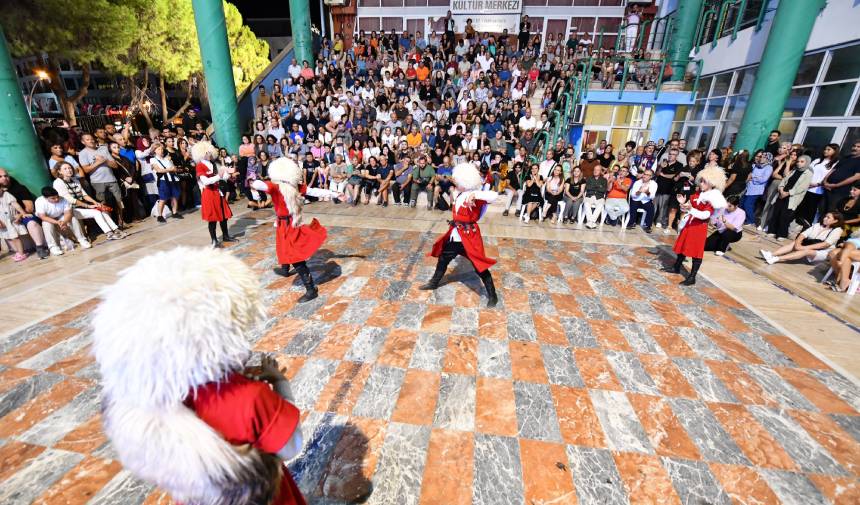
[1,224,859,504]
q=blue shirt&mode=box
[745,163,773,196]
[437,165,453,178]
[483,121,502,138]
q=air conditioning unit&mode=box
[571,103,585,124]
[323,0,346,5]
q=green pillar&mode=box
[667,0,704,79]
[734,0,825,152]
[0,26,49,194]
[192,0,241,154]
[289,0,313,67]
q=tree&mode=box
[224,1,269,94]
[1,0,137,125]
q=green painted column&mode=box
[0,25,49,193]
[734,0,825,152]
[289,0,313,66]
[192,0,241,154]
[667,0,704,79]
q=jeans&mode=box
[563,196,582,220]
[741,193,761,225]
[629,199,655,228]
[705,229,742,252]
[410,182,432,205]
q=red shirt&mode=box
[187,373,305,505]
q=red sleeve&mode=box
[195,162,210,177]
[265,180,277,193]
[249,381,301,454]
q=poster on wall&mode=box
[450,0,522,34]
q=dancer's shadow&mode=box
[304,249,368,287]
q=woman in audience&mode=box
[741,151,773,225]
[705,196,745,256]
[543,164,566,221]
[768,154,812,240]
[53,162,126,242]
[520,164,544,223]
[761,211,842,266]
[562,165,586,224]
[604,165,632,226]
[796,143,839,227]
[759,142,794,231]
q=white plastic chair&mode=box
[822,262,860,296]
[520,203,543,223]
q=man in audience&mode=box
[582,164,608,229]
[628,168,658,233]
[35,186,91,255]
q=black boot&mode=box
[479,270,498,308]
[295,263,318,302]
[211,239,222,249]
[681,258,701,286]
[662,254,684,274]
[420,258,449,290]
[273,264,296,277]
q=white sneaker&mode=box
[759,249,769,260]
[766,253,778,265]
[80,240,92,249]
[715,251,725,257]
[756,226,763,231]
[663,228,671,235]
[655,223,663,228]
[49,246,63,256]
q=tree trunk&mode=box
[138,69,154,130]
[47,56,90,126]
[159,74,168,127]
[166,77,194,124]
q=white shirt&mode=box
[268,126,286,141]
[35,196,71,219]
[518,115,537,131]
[630,179,657,202]
[462,137,477,153]
[288,64,302,79]
[808,158,833,195]
[329,104,347,123]
[538,159,557,179]
[476,54,494,72]
[449,190,498,242]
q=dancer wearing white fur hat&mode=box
[92,247,307,505]
[193,140,236,247]
[251,157,343,302]
[421,163,500,307]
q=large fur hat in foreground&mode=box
[191,140,219,163]
[453,162,483,191]
[696,166,727,192]
[92,247,275,505]
[268,157,303,186]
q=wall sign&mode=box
[450,0,522,34]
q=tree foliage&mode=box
[224,1,269,94]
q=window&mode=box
[584,104,613,125]
[724,95,748,121]
[824,45,860,82]
[64,78,78,91]
[802,127,838,155]
[696,76,712,96]
[358,17,380,31]
[712,72,733,96]
[811,82,855,116]
[704,97,725,120]
[777,119,799,141]
[840,127,860,156]
[614,105,649,127]
[735,68,755,95]
[793,52,824,86]
[782,87,812,118]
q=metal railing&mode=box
[610,14,675,55]
[695,0,773,49]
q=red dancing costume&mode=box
[263,181,327,265]
[192,141,236,247]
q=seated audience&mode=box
[705,196,745,255]
[761,211,842,265]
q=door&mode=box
[581,127,611,153]
[797,121,860,157]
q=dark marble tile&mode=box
[428,282,457,305]
[451,306,479,336]
[677,304,723,332]
[540,344,585,387]
[0,323,52,356]
[627,300,666,325]
[605,351,661,395]
[472,434,525,505]
[369,423,432,505]
[617,322,665,355]
[408,333,448,372]
[506,312,538,342]
[287,294,329,319]
[344,326,389,363]
[333,276,369,297]
[18,331,91,372]
[0,448,84,504]
[758,469,829,505]
[748,406,846,475]
[565,445,628,505]
[545,275,572,294]
[528,291,556,316]
[87,470,153,505]
[560,317,599,348]
[741,365,817,411]
[737,332,795,367]
[673,358,738,403]
[338,299,378,326]
[831,414,860,444]
[675,327,728,361]
[351,366,406,420]
[477,338,512,379]
[290,358,340,410]
[587,278,620,298]
[669,398,749,465]
[589,389,654,454]
[631,281,668,303]
[393,302,428,330]
[0,372,63,419]
[433,373,477,431]
[289,412,348,495]
[17,386,100,446]
[576,295,610,320]
[513,381,562,442]
[284,321,334,356]
[502,272,526,290]
[375,262,400,280]
[381,280,411,301]
[518,259,540,274]
[607,254,633,267]
[729,308,779,334]
[808,369,860,412]
[559,262,583,278]
[662,457,732,505]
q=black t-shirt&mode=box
[6,176,35,205]
[829,156,860,188]
[598,153,615,168]
[725,162,752,196]
[657,161,683,194]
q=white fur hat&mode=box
[268,157,303,186]
[453,162,483,191]
[696,166,727,192]
[190,140,218,163]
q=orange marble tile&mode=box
[315,362,373,414]
[421,305,453,333]
[638,355,698,398]
[454,286,481,309]
[509,341,549,383]
[317,417,387,502]
[500,287,529,308]
[477,310,507,339]
[54,415,109,454]
[0,377,91,438]
[567,277,595,296]
[808,475,860,505]
[310,296,352,323]
[763,334,830,369]
[141,490,174,505]
[276,355,307,380]
[705,330,765,364]
[627,393,701,459]
[313,323,361,361]
[359,277,388,299]
[269,290,302,313]
[316,275,347,296]
[550,293,584,318]
[474,377,518,437]
[790,410,860,475]
[589,320,633,352]
[404,282,433,303]
[533,315,568,346]
[709,463,780,505]
[352,261,380,277]
[651,303,693,329]
[700,287,746,309]
[41,298,99,326]
[573,348,623,391]
[613,280,644,301]
[253,317,307,352]
[776,367,856,414]
[33,457,122,505]
[365,301,401,327]
[390,369,442,426]
[0,326,81,366]
[0,441,45,481]
[45,346,94,376]
[520,439,578,505]
[613,452,682,505]
[646,324,697,358]
[709,403,796,470]
[442,336,479,375]
[419,430,475,505]
[601,297,637,322]
[704,306,749,333]
[551,385,606,447]
[0,366,36,394]
[706,361,777,407]
[375,329,418,368]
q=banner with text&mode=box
[451,0,522,34]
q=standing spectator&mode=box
[824,140,860,211]
[741,151,773,225]
[48,143,81,178]
[152,143,182,222]
[706,196,745,255]
[79,132,125,229]
[654,149,683,228]
[624,4,641,52]
[627,168,658,232]
[759,142,793,231]
[797,143,839,227]
[768,154,813,240]
[763,129,781,158]
[724,150,751,201]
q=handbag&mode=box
[801,238,823,247]
[141,173,156,184]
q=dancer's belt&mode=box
[449,220,478,235]
[278,215,292,223]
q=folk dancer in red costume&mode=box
[251,157,343,303]
[92,247,307,505]
[421,163,499,307]
[193,140,237,248]
[664,166,727,286]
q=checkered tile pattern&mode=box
[1,225,859,505]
